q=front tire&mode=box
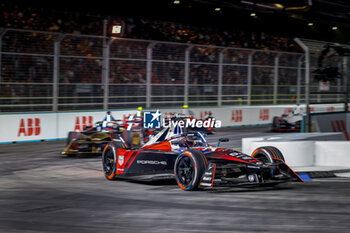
[102,141,127,180]
[251,146,285,164]
[174,150,208,191]
[272,117,279,130]
[66,131,79,146]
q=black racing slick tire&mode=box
[174,149,208,191]
[272,117,279,130]
[66,131,79,146]
[251,146,285,164]
[102,141,128,180]
[65,132,79,157]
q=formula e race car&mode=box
[62,115,159,157]
[272,105,305,132]
[102,126,303,190]
[272,113,303,132]
[62,120,126,157]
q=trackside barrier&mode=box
[311,112,350,140]
[242,133,349,167]
[0,110,137,143]
[0,104,346,143]
[0,113,58,143]
[315,141,350,167]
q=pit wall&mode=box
[0,104,343,143]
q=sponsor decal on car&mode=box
[137,160,167,165]
[118,155,124,166]
[79,144,89,149]
[229,152,252,160]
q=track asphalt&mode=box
[0,126,349,233]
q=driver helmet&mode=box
[182,138,195,147]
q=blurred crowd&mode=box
[1,5,301,52]
[0,4,301,108]
[128,19,300,52]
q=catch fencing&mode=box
[0,28,307,113]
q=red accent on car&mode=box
[142,141,172,152]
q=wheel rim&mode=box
[103,148,115,176]
[254,153,270,164]
[176,156,195,186]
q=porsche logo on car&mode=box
[118,155,125,166]
[137,160,167,165]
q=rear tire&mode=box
[251,146,285,164]
[272,117,279,130]
[174,149,208,191]
[102,141,128,180]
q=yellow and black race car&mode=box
[62,116,157,157]
[62,121,127,157]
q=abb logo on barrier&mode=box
[232,110,242,122]
[331,120,349,140]
[18,118,41,137]
[74,116,93,131]
[259,109,269,121]
[327,106,335,112]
